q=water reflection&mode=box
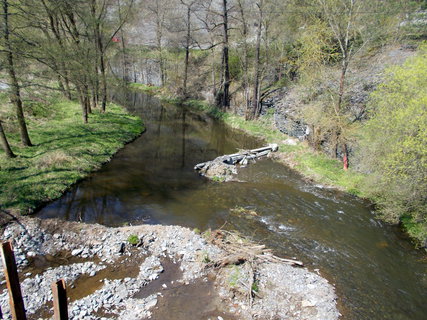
[36,90,427,320]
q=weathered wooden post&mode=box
[1,241,27,320]
[51,279,69,320]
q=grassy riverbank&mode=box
[0,100,143,215]
[130,82,426,246]
[224,114,366,195]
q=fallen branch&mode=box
[207,230,303,267]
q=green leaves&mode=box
[360,44,427,244]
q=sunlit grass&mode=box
[224,113,365,195]
[0,100,143,214]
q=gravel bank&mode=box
[0,217,340,319]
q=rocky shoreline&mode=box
[0,217,340,319]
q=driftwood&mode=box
[203,229,303,303]
[207,230,303,268]
[194,144,279,173]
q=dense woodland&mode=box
[0,0,426,244]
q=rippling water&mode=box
[37,90,427,320]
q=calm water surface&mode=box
[37,90,427,320]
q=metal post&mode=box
[0,241,27,320]
[51,279,69,320]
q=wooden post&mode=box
[51,279,69,320]
[1,241,27,320]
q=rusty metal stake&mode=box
[1,241,27,320]
[51,279,69,320]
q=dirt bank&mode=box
[0,217,340,319]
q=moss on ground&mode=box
[0,100,143,214]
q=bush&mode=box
[359,43,427,245]
[127,234,139,246]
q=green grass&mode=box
[128,83,162,95]
[0,100,143,214]
[401,215,427,248]
[183,99,225,119]
[224,113,365,195]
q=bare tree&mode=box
[316,0,364,169]
[146,0,168,86]
[248,0,264,120]
[179,0,198,97]
[2,0,32,146]
[217,0,231,109]
[237,0,250,114]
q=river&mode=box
[36,90,427,320]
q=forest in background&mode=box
[0,0,426,245]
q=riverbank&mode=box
[128,83,363,194]
[0,100,143,217]
[0,217,340,319]
[129,83,426,248]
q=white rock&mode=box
[283,138,298,145]
[72,248,83,256]
[301,300,316,307]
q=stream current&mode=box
[37,90,427,320]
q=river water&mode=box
[37,90,427,320]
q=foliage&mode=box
[183,100,225,120]
[295,19,337,78]
[359,44,427,244]
[127,234,140,245]
[211,175,226,183]
[201,250,211,263]
[224,113,365,195]
[251,280,260,293]
[228,266,241,287]
[0,100,143,214]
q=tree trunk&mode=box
[250,1,263,120]
[78,86,89,124]
[219,0,230,110]
[343,143,349,170]
[117,0,129,82]
[183,5,191,97]
[0,120,15,158]
[337,56,349,112]
[99,51,107,112]
[92,0,107,112]
[155,7,165,86]
[237,0,250,120]
[2,0,32,147]
[63,70,72,100]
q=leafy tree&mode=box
[359,44,427,243]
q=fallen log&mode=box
[194,143,279,171]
